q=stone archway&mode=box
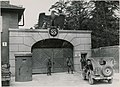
[9,29,91,76]
[31,38,73,73]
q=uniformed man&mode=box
[84,59,93,73]
[80,55,87,70]
[47,58,52,76]
[66,57,73,74]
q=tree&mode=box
[49,0,94,30]
[49,0,119,48]
[88,1,119,48]
[35,0,119,48]
[66,1,95,30]
[49,0,68,14]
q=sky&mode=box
[1,0,119,28]
[0,0,91,28]
[9,0,59,28]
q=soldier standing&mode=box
[66,57,73,74]
[80,55,87,70]
[47,58,52,76]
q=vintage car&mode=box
[2,63,11,86]
[82,57,114,85]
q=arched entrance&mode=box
[31,38,73,73]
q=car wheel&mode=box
[102,66,113,77]
[88,76,94,85]
[108,79,113,84]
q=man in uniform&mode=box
[84,59,93,73]
[66,57,73,74]
[80,55,87,70]
[47,58,52,76]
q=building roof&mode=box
[0,1,25,22]
[1,1,23,9]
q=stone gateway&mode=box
[1,1,92,77]
[9,29,91,76]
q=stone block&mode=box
[18,44,31,52]
[73,50,81,57]
[58,33,68,40]
[10,59,15,67]
[71,38,81,46]
[23,36,35,47]
[74,58,80,65]
[18,32,32,36]
[80,38,91,44]
[9,44,19,51]
[64,33,76,42]
[40,33,49,39]
[77,33,91,38]
[9,37,23,44]
[10,67,15,76]
[9,52,19,60]
[9,52,15,60]
[84,45,91,50]
[9,32,18,36]
[31,33,43,42]
[74,45,85,50]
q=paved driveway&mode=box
[10,72,119,87]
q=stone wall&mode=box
[9,29,91,76]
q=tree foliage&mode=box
[49,0,94,30]
[49,0,67,14]
[88,1,119,48]
[47,0,119,48]
[64,1,93,30]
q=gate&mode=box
[32,48,73,73]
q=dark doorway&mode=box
[81,53,87,59]
[80,53,87,70]
[31,39,73,74]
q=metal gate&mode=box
[32,48,73,73]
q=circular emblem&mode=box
[49,28,58,37]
